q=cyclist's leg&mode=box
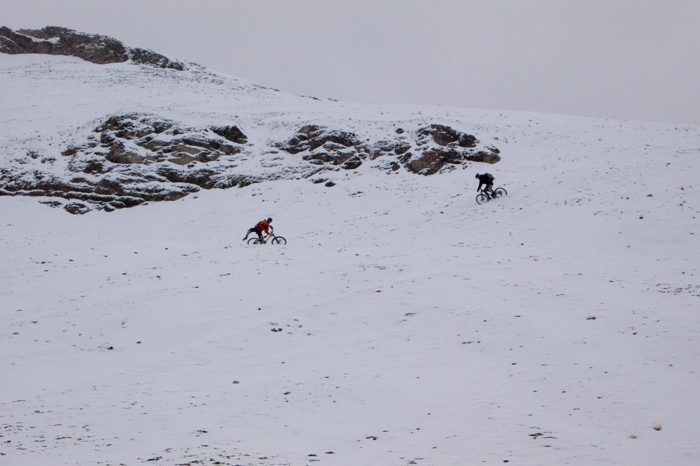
[243,227,255,240]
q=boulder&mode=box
[211,126,248,144]
[416,124,478,148]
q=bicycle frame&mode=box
[259,233,275,244]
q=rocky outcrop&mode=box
[276,125,367,170]
[401,124,500,175]
[276,123,500,176]
[88,114,245,167]
[417,124,478,148]
[75,114,250,185]
[0,26,185,69]
[0,114,253,213]
[0,113,500,214]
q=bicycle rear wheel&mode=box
[476,193,489,205]
[271,236,287,245]
[492,187,507,198]
[247,238,263,245]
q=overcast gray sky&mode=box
[3,0,700,125]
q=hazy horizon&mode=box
[3,0,699,125]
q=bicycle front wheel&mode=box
[271,236,287,245]
[476,193,489,205]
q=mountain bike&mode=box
[247,229,287,245]
[476,187,507,205]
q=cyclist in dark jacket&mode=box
[243,218,272,241]
[475,173,495,198]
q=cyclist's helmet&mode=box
[475,173,480,179]
[267,217,272,222]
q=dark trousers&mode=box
[245,227,264,240]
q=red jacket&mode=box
[255,220,271,233]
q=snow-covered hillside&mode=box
[0,46,499,212]
[1,41,700,466]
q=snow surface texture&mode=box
[1,52,700,466]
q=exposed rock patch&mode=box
[402,124,500,175]
[1,114,500,214]
[276,125,367,170]
[0,114,253,213]
[0,26,186,69]
[87,114,245,167]
[417,124,478,148]
[277,123,500,176]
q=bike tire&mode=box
[247,238,263,245]
[476,193,489,205]
[492,187,507,198]
[271,236,287,245]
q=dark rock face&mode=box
[0,26,185,70]
[1,109,500,213]
[128,47,185,70]
[1,117,500,213]
[277,123,499,176]
[417,124,478,148]
[0,114,252,214]
[77,114,248,185]
[399,124,500,175]
[276,126,366,169]
[210,126,248,144]
[0,26,127,63]
[87,114,245,167]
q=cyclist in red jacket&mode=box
[243,218,272,241]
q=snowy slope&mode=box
[0,52,502,211]
[1,51,700,466]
